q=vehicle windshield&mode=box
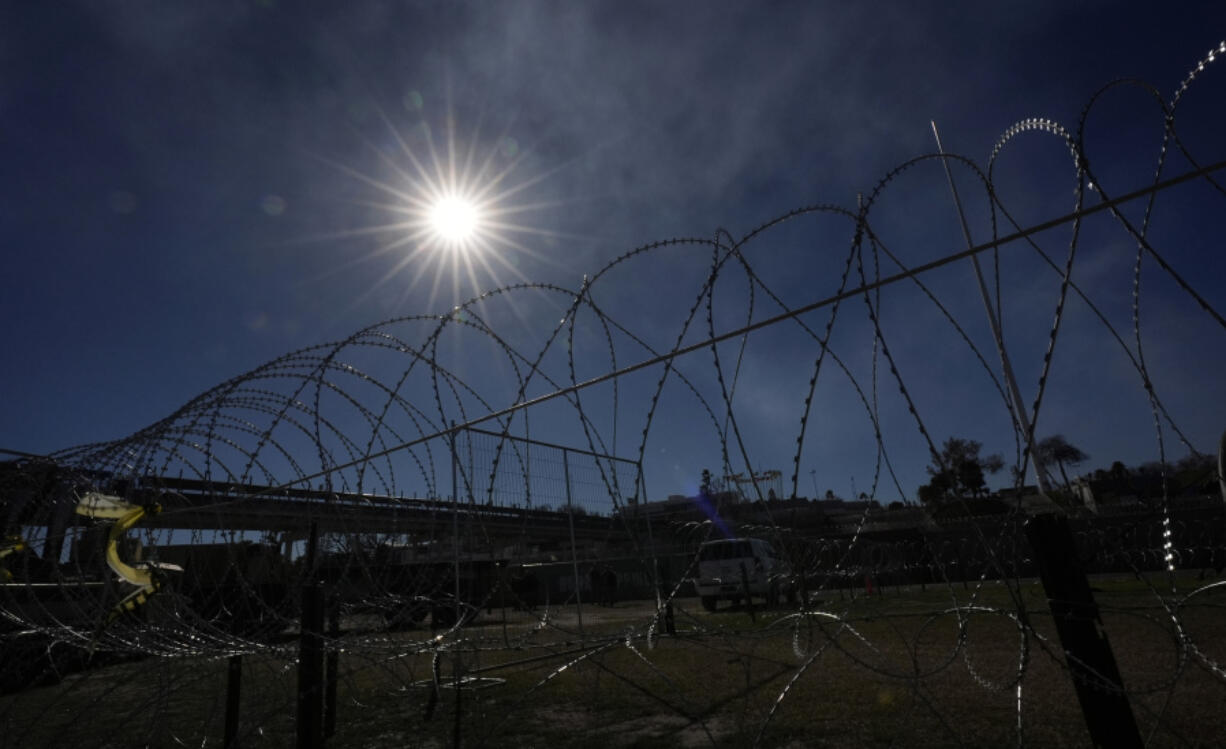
[698,541,753,561]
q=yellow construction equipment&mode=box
[75,492,182,626]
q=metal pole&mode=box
[1025,515,1142,747]
[739,562,756,622]
[500,560,510,649]
[931,123,1140,748]
[450,423,461,622]
[305,521,319,574]
[324,601,339,739]
[449,423,463,749]
[563,449,584,636]
[641,470,662,616]
[224,654,242,749]
[931,121,1053,497]
[297,582,324,749]
[1218,429,1226,504]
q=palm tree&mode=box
[1035,435,1089,488]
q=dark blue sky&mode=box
[2,2,1224,501]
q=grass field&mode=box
[3,574,1224,747]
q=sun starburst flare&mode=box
[297,100,591,316]
[429,196,480,245]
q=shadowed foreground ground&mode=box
[3,576,1224,747]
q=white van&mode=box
[691,537,794,611]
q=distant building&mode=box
[810,498,876,513]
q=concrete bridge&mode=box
[138,476,645,544]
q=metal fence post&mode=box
[451,424,461,623]
[563,449,584,636]
[1026,513,1141,748]
[324,600,339,739]
[297,582,324,749]
[224,654,242,748]
[449,424,464,749]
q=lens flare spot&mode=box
[109,190,138,214]
[261,195,287,216]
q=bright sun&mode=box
[429,196,480,244]
[316,107,562,312]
